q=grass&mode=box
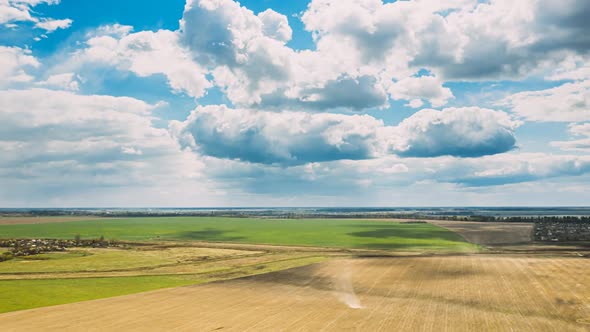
[0,217,476,314]
[0,217,476,251]
[0,275,203,313]
[0,255,327,314]
[0,247,250,274]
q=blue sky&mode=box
[0,0,589,207]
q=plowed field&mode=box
[1,255,588,331]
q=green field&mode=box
[0,217,476,314]
[0,275,204,313]
[0,247,250,274]
[0,254,327,313]
[0,217,475,251]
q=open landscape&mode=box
[2,0,590,330]
[0,216,474,313]
[2,256,588,331]
[0,214,588,331]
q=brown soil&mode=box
[428,220,534,245]
[1,254,588,331]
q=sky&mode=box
[0,0,589,207]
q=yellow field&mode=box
[0,246,256,274]
[1,254,588,331]
[0,243,342,281]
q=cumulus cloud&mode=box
[374,153,590,187]
[303,0,590,81]
[3,0,588,206]
[35,18,72,32]
[0,88,160,143]
[172,106,519,165]
[179,0,393,110]
[51,0,589,112]
[547,55,590,81]
[258,9,292,43]
[501,80,590,122]
[0,0,50,24]
[200,152,590,202]
[44,0,590,112]
[172,0,590,111]
[551,123,590,152]
[172,105,384,165]
[388,75,453,107]
[35,72,79,91]
[63,26,211,98]
[302,0,468,63]
[0,89,205,195]
[0,46,39,86]
[261,75,389,111]
[348,153,590,188]
[0,0,71,32]
[389,107,521,158]
[181,0,298,105]
[445,153,590,186]
[414,0,590,79]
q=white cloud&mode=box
[258,9,292,43]
[92,23,133,37]
[414,0,590,80]
[0,0,37,24]
[200,151,590,202]
[367,153,590,187]
[47,0,588,113]
[547,55,590,81]
[173,0,590,111]
[501,80,590,122]
[387,107,521,158]
[551,123,590,152]
[567,123,590,137]
[172,105,384,165]
[65,27,211,98]
[0,89,205,196]
[0,0,71,31]
[445,153,590,186]
[181,0,299,105]
[406,99,424,108]
[2,0,589,206]
[35,18,72,32]
[43,0,589,112]
[173,105,520,165]
[0,46,39,86]
[35,72,79,91]
[388,75,453,107]
[179,0,393,110]
[303,0,590,81]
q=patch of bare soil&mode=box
[428,220,534,245]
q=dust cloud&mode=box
[333,260,363,309]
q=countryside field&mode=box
[0,216,588,331]
[1,255,589,331]
[0,217,475,250]
[0,217,473,313]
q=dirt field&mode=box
[428,220,533,245]
[1,254,588,331]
